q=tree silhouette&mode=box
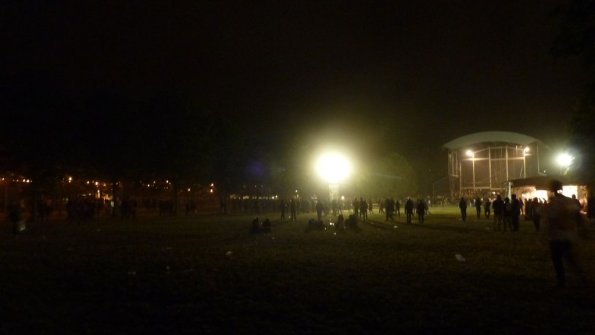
[551,0,595,183]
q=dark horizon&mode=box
[2,0,589,191]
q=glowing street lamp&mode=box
[556,152,574,175]
[315,151,352,203]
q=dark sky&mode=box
[2,0,588,182]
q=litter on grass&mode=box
[455,254,466,262]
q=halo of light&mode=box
[555,152,574,168]
[315,152,352,184]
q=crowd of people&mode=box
[456,191,594,234]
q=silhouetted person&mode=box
[588,192,595,223]
[459,197,467,222]
[416,199,426,224]
[290,199,297,222]
[531,197,542,232]
[572,194,582,212]
[503,197,512,231]
[316,201,324,221]
[395,200,401,218]
[544,180,586,288]
[493,195,504,231]
[484,198,491,219]
[511,194,521,231]
[359,198,368,222]
[405,198,414,224]
[280,200,287,221]
[475,197,482,219]
[385,198,395,221]
[336,214,345,230]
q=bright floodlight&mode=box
[556,152,574,168]
[466,149,474,157]
[315,152,352,184]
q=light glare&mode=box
[556,152,574,168]
[315,152,352,184]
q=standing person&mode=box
[492,195,504,231]
[352,198,359,217]
[405,198,414,224]
[290,199,297,222]
[315,200,324,221]
[475,196,482,219]
[484,198,492,219]
[511,194,521,231]
[280,199,287,221]
[503,197,512,231]
[459,197,468,222]
[416,199,426,224]
[359,198,368,222]
[385,198,394,221]
[395,200,401,218]
[544,179,586,288]
[531,197,542,232]
[588,192,595,224]
[572,195,582,212]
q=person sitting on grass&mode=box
[306,218,325,232]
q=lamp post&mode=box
[315,151,352,207]
[523,147,529,178]
[466,149,475,193]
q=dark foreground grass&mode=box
[2,209,595,334]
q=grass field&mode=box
[2,207,595,334]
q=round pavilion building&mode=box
[443,131,548,198]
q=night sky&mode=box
[2,0,588,185]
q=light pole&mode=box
[466,149,475,193]
[315,151,352,205]
[523,147,529,178]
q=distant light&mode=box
[187,188,191,192]
[315,151,352,184]
[523,147,530,154]
[466,150,474,157]
[210,183,214,187]
[556,152,574,168]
